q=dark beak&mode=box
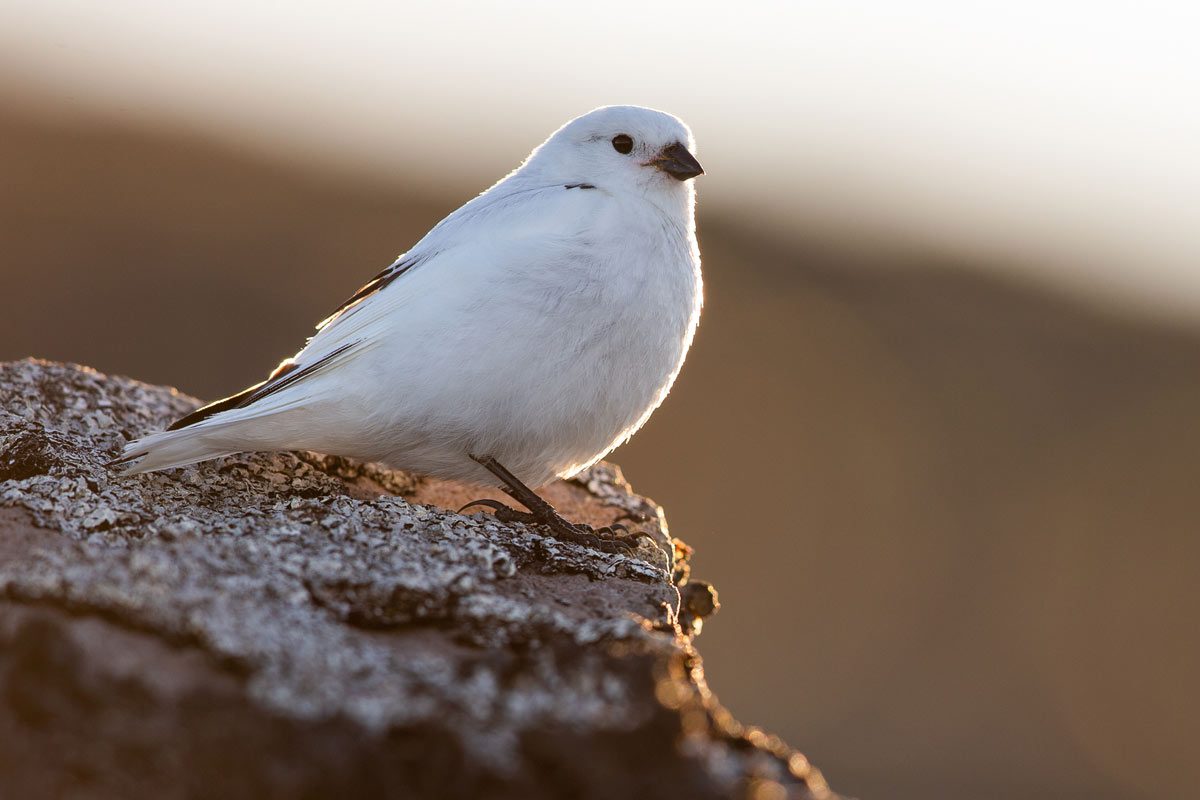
[650,141,704,181]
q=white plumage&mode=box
[117,105,704,492]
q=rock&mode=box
[0,358,835,800]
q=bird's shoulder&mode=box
[315,175,683,333]
[438,179,615,236]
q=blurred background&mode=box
[2,2,1198,797]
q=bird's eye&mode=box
[611,134,634,154]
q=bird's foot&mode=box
[540,516,656,556]
[459,498,653,555]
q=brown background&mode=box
[2,103,1198,800]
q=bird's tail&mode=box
[110,422,248,474]
[112,338,366,474]
[110,398,315,474]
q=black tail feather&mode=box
[105,450,148,469]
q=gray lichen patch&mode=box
[0,359,833,799]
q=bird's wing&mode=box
[167,252,428,431]
[314,253,425,332]
[165,180,574,432]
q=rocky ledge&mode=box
[0,359,834,799]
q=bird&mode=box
[112,105,705,553]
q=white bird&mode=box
[113,105,704,552]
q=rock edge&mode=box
[0,359,834,800]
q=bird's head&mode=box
[526,106,703,202]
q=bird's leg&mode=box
[461,454,651,555]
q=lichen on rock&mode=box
[0,358,834,799]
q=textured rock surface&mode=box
[0,359,834,799]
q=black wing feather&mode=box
[319,254,422,328]
[167,342,356,431]
[168,254,423,432]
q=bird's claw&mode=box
[545,520,639,555]
[458,498,539,525]
[460,499,650,555]
[552,520,654,555]
[595,524,656,551]
[458,497,513,515]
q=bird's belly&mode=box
[361,279,694,487]
[498,335,682,483]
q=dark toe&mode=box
[459,498,540,526]
[459,498,511,514]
